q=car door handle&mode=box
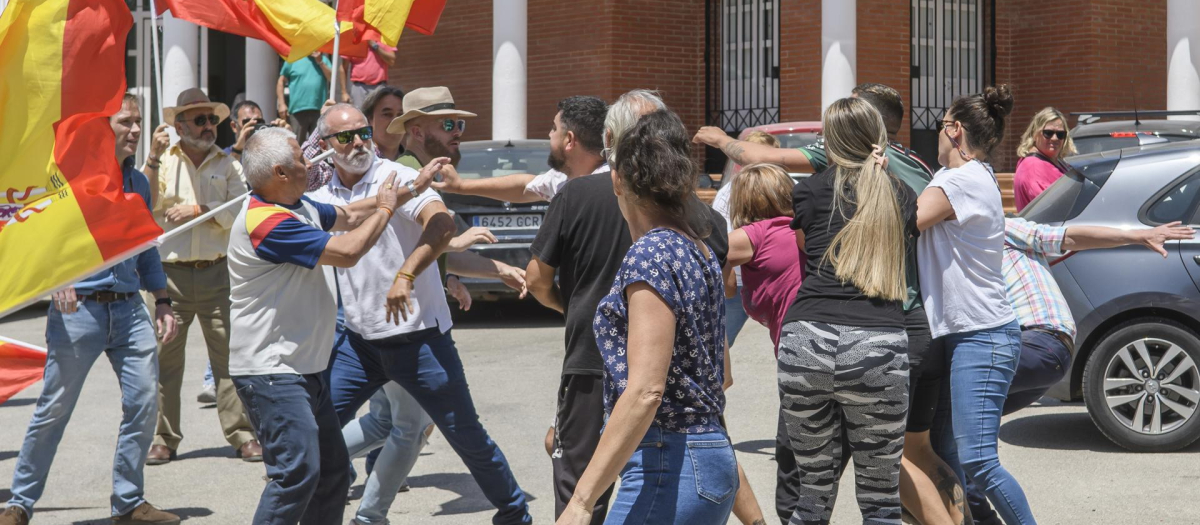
[1194,255,1200,265]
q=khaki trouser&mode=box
[150,259,255,451]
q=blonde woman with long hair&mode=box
[777,97,917,524]
[1013,107,1075,210]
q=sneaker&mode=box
[0,506,29,525]
[196,384,216,404]
[397,483,410,493]
[111,502,180,524]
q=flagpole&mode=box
[330,0,341,103]
[147,0,166,125]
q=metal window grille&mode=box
[706,0,781,134]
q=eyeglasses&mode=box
[440,119,467,133]
[322,126,374,144]
[240,116,263,126]
[1041,129,1068,140]
[936,119,957,132]
[191,114,220,127]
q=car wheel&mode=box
[1083,319,1200,452]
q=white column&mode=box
[162,12,199,114]
[1167,0,1200,119]
[492,0,527,140]
[246,39,281,120]
[820,0,856,114]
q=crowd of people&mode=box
[1,61,1195,525]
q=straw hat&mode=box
[386,87,477,136]
[163,88,230,124]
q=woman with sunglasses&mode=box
[916,85,1038,525]
[1013,107,1076,211]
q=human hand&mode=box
[156,304,178,343]
[320,98,337,115]
[271,118,291,131]
[448,227,497,252]
[498,264,527,299]
[234,120,258,151]
[376,171,401,213]
[52,287,78,314]
[310,51,323,59]
[165,204,200,223]
[555,500,593,525]
[277,103,289,122]
[692,126,730,147]
[385,277,415,324]
[150,123,172,159]
[1140,221,1195,257]
[430,163,462,193]
[341,91,352,104]
[446,275,472,311]
[416,157,452,194]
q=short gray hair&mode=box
[316,103,364,139]
[604,89,667,165]
[243,127,297,190]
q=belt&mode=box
[79,291,135,303]
[166,256,226,269]
[1027,327,1075,353]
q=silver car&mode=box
[1023,140,1200,452]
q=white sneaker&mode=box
[196,384,216,404]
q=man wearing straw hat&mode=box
[140,88,261,466]
[386,86,477,171]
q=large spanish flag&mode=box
[0,336,47,404]
[0,0,163,318]
[337,0,447,48]
[158,0,362,62]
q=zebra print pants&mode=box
[777,320,910,525]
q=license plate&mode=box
[472,213,542,230]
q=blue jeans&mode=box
[724,288,750,347]
[335,329,531,525]
[234,373,350,525]
[934,320,1037,525]
[7,297,159,518]
[342,383,433,524]
[604,426,738,525]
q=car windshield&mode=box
[455,146,551,180]
[1020,154,1119,224]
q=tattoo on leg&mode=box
[934,465,972,525]
[722,140,747,163]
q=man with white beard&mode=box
[309,104,533,525]
[141,88,261,466]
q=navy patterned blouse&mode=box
[593,228,727,434]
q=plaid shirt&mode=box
[1003,217,1076,338]
[301,128,397,192]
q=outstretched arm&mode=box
[1063,221,1195,256]
[693,126,813,172]
[432,165,542,203]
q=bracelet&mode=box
[145,159,160,170]
[154,297,173,307]
[395,270,416,283]
[378,206,394,220]
[193,204,201,216]
[232,147,243,155]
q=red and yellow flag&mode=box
[158,0,362,62]
[0,337,47,404]
[337,0,447,48]
[0,0,163,317]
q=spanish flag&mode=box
[337,0,447,48]
[0,336,47,404]
[158,0,360,62]
[0,0,163,317]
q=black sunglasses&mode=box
[322,126,374,144]
[191,114,220,127]
[1041,129,1067,140]
[440,119,466,133]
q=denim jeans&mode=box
[7,297,159,518]
[934,320,1037,525]
[604,425,738,525]
[724,287,750,347]
[336,329,531,525]
[342,383,433,524]
[234,373,350,525]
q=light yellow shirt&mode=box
[152,143,248,262]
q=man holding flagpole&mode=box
[140,88,261,466]
[2,94,182,525]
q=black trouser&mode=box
[552,373,613,523]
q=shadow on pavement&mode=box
[70,507,211,524]
[0,450,17,461]
[175,446,233,461]
[407,472,537,516]
[1000,411,1200,453]
[450,299,562,330]
[734,439,775,456]
[0,489,95,514]
[0,398,36,408]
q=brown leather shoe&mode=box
[111,501,180,524]
[0,506,29,525]
[237,440,263,462]
[145,445,175,466]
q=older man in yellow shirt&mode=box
[142,88,260,464]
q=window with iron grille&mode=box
[707,0,780,134]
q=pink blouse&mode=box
[739,217,805,353]
[1014,153,1067,211]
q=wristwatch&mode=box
[155,297,173,307]
[404,180,419,198]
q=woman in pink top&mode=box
[722,163,806,352]
[1013,107,1076,211]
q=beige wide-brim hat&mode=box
[163,87,230,125]
[386,86,477,136]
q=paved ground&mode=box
[2,299,1199,524]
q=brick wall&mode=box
[991,0,1167,171]
[857,0,913,146]
[389,0,493,142]
[779,0,822,123]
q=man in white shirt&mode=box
[309,105,532,525]
[228,127,417,525]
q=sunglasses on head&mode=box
[191,114,220,127]
[322,126,373,144]
[439,119,467,133]
[1041,129,1067,140]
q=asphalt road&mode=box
[2,299,1198,524]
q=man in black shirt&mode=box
[527,90,729,524]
